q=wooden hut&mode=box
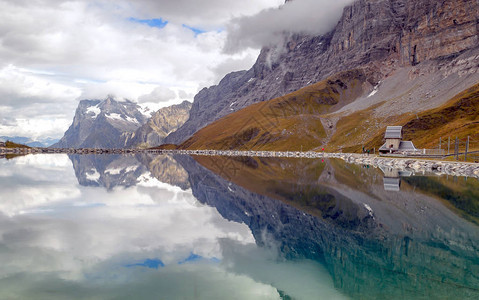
[379,126,418,154]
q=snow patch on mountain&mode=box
[86,104,101,118]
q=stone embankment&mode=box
[328,153,479,179]
[1,147,478,179]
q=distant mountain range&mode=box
[0,136,58,148]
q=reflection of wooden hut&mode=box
[379,126,417,154]
[380,166,413,191]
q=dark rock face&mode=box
[166,0,479,144]
[127,101,192,148]
[53,97,150,148]
[165,71,252,145]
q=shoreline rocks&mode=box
[2,147,478,179]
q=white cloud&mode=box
[0,0,354,141]
[0,0,283,140]
[225,0,354,53]
[138,86,177,104]
[117,0,285,29]
[0,65,82,139]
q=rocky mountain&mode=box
[127,100,192,148]
[52,97,151,148]
[165,0,479,145]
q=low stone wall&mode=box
[2,147,478,179]
[326,153,479,179]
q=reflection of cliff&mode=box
[69,154,146,189]
[181,155,479,299]
[135,154,190,190]
[70,154,190,191]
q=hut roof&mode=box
[383,177,400,191]
[384,126,402,139]
[378,140,417,152]
[398,141,416,151]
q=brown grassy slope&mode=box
[5,141,31,149]
[361,82,479,152]
[177,67,479,153]
[179,69,372,151]
[402,83,479,149]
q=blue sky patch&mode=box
[126,258,165,269]
[129,17,168,29]
[182,24,206,36]
[178,253,203,264]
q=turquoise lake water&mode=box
[0,154,478,299]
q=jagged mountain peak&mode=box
[53,97,149,149]
[54,97,192,149]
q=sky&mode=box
[0,0,352,141]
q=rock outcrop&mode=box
[53,97,150,148]
[127,101,191,148]
[166,0,479,144]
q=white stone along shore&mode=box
[1,147,478,179]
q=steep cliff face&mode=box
[166,0,479,144]
[53,97,150,148]
[127,101,192,148]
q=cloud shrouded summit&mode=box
[224,0,354,53]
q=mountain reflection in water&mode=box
[0,153,478,299]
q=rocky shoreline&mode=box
[1,147,478,179]
[327,153,479,179]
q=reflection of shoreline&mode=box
[3,147,478,179]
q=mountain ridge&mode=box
[165,0,479,145]
[126,100,192,149]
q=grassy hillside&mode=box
[362,82,479,152]
[179,69,372,151]
[174,67,479,154]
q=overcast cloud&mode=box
[225,0,353,52]
[0,0,351,140]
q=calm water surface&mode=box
[0,154,478,299]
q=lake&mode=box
[0,153,478,299]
